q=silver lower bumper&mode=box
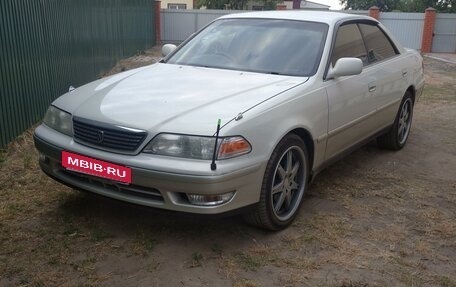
[34,132,266,214]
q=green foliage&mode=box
[191,252,204,267]
[197,0,279,10]
[339,0,397,11]
[263,0,279,10]
[340,0,456,12]
[197,0,229,9]
[230,0,248,9]
[435,0,455,12]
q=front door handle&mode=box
[368,81,377,93]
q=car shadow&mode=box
[55,188,270,242]
[53,139,388,241]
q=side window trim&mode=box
[323,19,368,81]
[376,25,400,55]
[330,23,368,67]
[323,19,400,81]
[356,23,371,62]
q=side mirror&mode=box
[162,44,177,57]
[327,58,363,79]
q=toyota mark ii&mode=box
[34,11,425,230]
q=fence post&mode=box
[368,6,380,20]
[421,7,436,53]
[154,1,162,45]
[292,0,301,9]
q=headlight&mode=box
[43,106,73,136]
[143,133,251,160]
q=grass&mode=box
[0,149,7,164]
[190,252,204,267]
[211,243,223,255]
[233,278,259,287]
[235,252,264,271]
[90,226,112,242]
[422,84,456,102]
[1,52,455,286]
[439,276,456,287]
[134,229,158,256]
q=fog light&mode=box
[187,191,235,206]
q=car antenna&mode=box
[211,119,221,171]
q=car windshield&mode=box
[166,18,328,77]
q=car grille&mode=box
[61,169,164,202]
[73,117,147,152]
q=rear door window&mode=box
[358,24,398,63]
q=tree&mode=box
[432,0,456,12]
[229,0,248,10]
[197,0,279,10]
[197,0,228,9]
[340,0,455,12]
[340,0,401,11]
[397,0,433,11]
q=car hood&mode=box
[54,63,307,135]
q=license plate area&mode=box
[61,151,131,184]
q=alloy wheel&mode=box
[270,146,306,221]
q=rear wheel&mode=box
[378,91,414,150]
[244,134,309,230]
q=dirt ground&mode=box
[0,51,455,287]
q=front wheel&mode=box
[377,91,414,150]
[244,134,309,230]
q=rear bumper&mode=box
[34,127,266,214]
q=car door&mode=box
[324,21,404,161]
[324,22,379,160]
[357,23,406,129]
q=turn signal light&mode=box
[218,137,251,159]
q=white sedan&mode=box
[34,11,424,230]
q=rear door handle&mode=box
[402,70,408,77]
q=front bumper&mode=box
[34,125,266,214]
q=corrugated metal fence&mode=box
[161,9,455,53]
[161,9,236,43]
[0,0,155,148]
[380,12,424,50]
[162,10,428,45]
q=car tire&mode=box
[244,134,309,230]
[377,91,414,150]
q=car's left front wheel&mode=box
[244,134,309,230]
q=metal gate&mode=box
[432,14,456,53]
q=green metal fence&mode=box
[0,0,155,148]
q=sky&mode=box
[311,0,344,10]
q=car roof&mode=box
[219,10,375,25]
